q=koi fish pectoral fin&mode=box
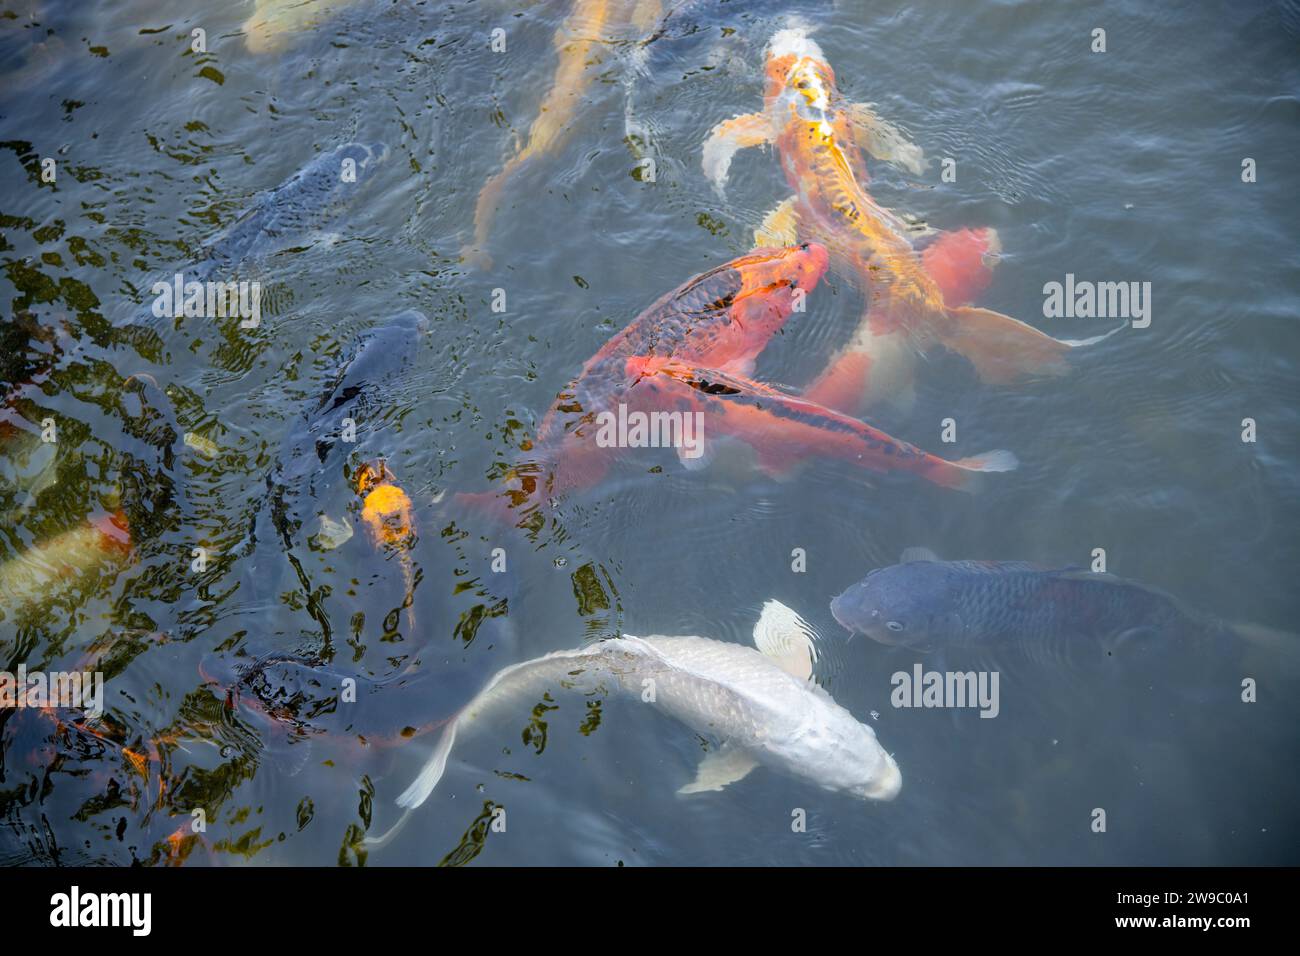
[844,102,927,177]
[702,112,773,195]
[754,196,800,247]
[802,334,922,418]
[752,599,820,680]
[678,742,759,794]
[1101,626,1163,660]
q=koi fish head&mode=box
[728,241,829,336]
[764,27,838,120]
[831,563,962,651]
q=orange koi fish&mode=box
[704,27,1114,414]
[462,0,664,267]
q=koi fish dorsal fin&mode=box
[752,599,819,680]
[900,547,939,563]
[678,743,760,794]
[843,102,927,177]
[702,112,773,195]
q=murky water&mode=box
[1,0,1297,866]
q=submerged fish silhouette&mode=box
[196,141,388,276]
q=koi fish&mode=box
[116,141,387,342]
[626,358,1018,489]
[355,457,417,632]
[370,600,899,844]
[462,242,1014,522]
[704,27,1114,414]
[461,0,664,267]
[0,511,131,617]
[460,243,828,518]
[267,309,426,548]
[831,551,1245,662]
[190,141,388,284]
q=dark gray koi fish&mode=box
[195,141,388,275]
[118,141,388,338]
[831,551,1243,662]
[267,309,427,547]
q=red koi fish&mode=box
[704,27,1113,414]
[461,242,1014,521]
[624,358,1016,490]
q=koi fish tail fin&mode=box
[926,449,1019,493]
[395,715,463,811]
[1059,324,1127,348]
[363,808,415,849]
[462,153,537,269]
[392,646,603,813]
[1230,622,1300,658]
[940,305,1076,385]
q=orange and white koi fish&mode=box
[355,458,417,631]
[703,27,1114,414]
[461,0,664,268]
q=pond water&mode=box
[1,0,1297,865]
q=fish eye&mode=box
[886,621,905,632]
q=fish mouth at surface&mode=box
[861,753,902,801]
